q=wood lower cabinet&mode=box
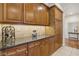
[4,3,23,23]
[0,51,2,56]
[0,36,61,56]
[28,41,40,56]
[40,39,49,56]
[0,4,3,22]
[1,44,28,56]
[1,47,17,56]
[16,44,28,56]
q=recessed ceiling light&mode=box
[69,12,73,15]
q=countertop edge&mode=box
[0,35,55,51]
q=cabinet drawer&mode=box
[16,44,27,50]
[28,41,40,48]
[16,44,27,56]
[2,47,17,56]
[0,51,2,56]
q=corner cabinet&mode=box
[0,4,3,22]
[50,5,63,51]
[4,3,23,23]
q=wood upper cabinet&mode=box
[0,3,49,25]
[55,7,62,20]
[35,4,49,25]
[0,4,3,22]
[24,3,49,25]
[24,4,36,24]
[4,3,23,23]
[28,41,40,56]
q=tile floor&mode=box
[52,46,79,56]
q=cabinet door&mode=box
[24,4,36,24]
[16,44,27,56]
[55,36,61,50]
[28,41,40,56]
[40,39,49,56]
[55,28,62,50]
[4,3,23,23]
[49,37,55,55]
[55,19,62,50]
[55,7,62,20]
[0,4,3,22]
[55,20,62,35]
[35,4,49,25]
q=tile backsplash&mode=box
[0,24,46,41]
[45,26,55,35]
[0,24,55,44]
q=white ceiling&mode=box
[59,3,79,16]
[45,3,79,17]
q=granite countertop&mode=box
[0,35,55,50]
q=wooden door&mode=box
[28,41,40,56]
[40,39,49,56]
[24,3,36,24]
[4,3,23,23]
[0,4,3,22]
[35,4,49,25]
